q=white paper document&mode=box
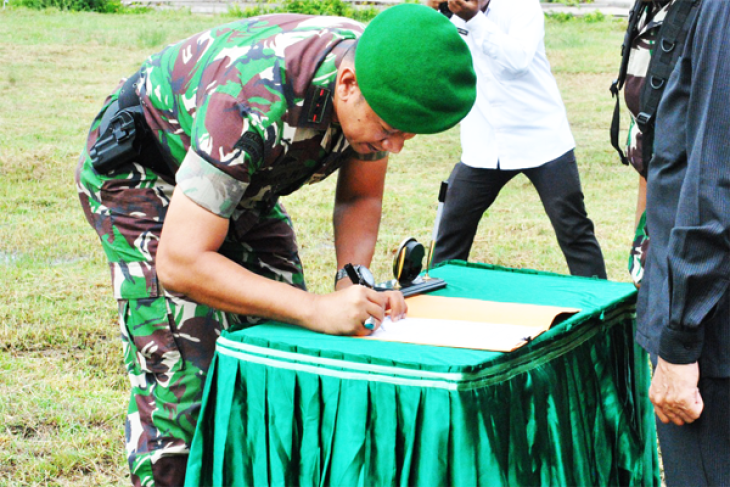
[368,316,543,351]
[360,295,580,352]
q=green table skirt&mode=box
[185,262,659,486]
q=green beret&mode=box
[355,3,476,134]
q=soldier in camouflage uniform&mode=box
[75,5,476,486]
[622,0,676,286]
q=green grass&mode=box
[0,7,633,485]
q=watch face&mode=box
[358,266,375,288]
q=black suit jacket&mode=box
[637,0,730,378]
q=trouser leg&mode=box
[526,150,607,279]
[120,202,304,487]
[76,114,303,485]
[650,356,730,487]
[77,145,218,486]
[432,162,517,264]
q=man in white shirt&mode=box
[428,0,607,279]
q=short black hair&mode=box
[343,39,359,64]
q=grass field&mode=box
[0,8,633,486]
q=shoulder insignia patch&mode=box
[234,131,265,164]
[307,87,331,124]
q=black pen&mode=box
[344,263,375,289]
[344,263,376,329]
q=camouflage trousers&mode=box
[75,92,305,487]
[629,210,649,287]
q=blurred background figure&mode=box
[429,0,606,279]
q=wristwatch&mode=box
[334,264,375,289]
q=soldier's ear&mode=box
[336,66,359,101]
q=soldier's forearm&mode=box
[333,196,382,269]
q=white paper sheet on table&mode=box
[362,295,580,352]
[370,316,552,351]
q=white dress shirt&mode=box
[452,0,575,170]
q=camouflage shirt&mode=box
[623,0,674,175]
[137,15,384,219]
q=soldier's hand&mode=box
[307,286,406,336]
[382,290,407,324]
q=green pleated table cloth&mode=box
[185,262,660,487]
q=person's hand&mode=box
[649,357,704,426]
[382,290,408,324]
[448,0,481,21]
[426,0,442,10]
[307,285,406,336]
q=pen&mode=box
[344,263,370,288]
[344,263,377,329]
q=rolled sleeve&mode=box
[176,149,248,219]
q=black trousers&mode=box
[433,150,607,279]
[650,355,730,487]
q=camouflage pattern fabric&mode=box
[623,0,674,177]
[139,14,377,219]
[629,211,650,286]
[629,212,650,287]
[75,14,372,487]
[623,0,674,286]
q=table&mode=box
[185,262,660,486]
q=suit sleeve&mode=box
[659,0,730,364]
